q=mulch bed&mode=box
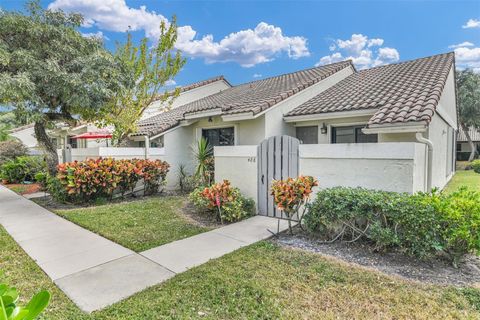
[272,230,480,287]
[3,183,41,195]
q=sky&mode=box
[1,0,480,88]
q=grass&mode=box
[0,226,478,320]
[444,170,480,194]
[54,196,209,252]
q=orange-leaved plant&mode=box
[201,180,237,223]
[270,175,318,234]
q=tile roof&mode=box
[285,53,455,127]
[136,61,353,136]
[457,126,480,142]
[151,75,231,103]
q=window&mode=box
[456,143,462,152]
[67,136,78,148]
[202,127,235,146]
[331,126,377,144]
[296,126,318,144]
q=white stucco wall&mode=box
[264,66,355,138]
[214,146,258,205]
[142,80,230,119]
[299,143,427,194]
[425,65,457,189]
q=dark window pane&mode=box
[332,126,377,144]
[355,128,378,143]
[332,127,355,143]
[202,127,234,146]
[296,126,318,144]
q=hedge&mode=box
[304,187,480,265]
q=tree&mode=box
[456,69,480,161]
[0,1,124,174]
[98,18,186,145]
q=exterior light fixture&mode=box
[320,123,328,134]
[208,116,213,123]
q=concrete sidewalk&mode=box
[0,185,289,313]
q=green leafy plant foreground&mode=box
[304,186,480,264]
[0,276,50,320]
[0,156,45,184]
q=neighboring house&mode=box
[50,76,231,151]
[132,53,457,195]
[457,126,480,160]
[8,124,42,154]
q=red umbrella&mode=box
[72,131,112,139]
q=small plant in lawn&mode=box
[471,159,480,174]
[270,176,318,234]
[190,180,254,223]
[0,272,50,320]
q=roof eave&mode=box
[363,121,428,134]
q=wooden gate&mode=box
[257,135,299,219]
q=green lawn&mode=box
[0,226,478,319]
[54,196,209,252]
[444,170,480,194]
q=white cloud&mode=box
[316,34,399,69]
[454,46,480,70]
[462,18,480,29]
[48,0,309,67]
[175,22,310,67]
[164,79,176,86]
[81,31,108,40]
[448,41,474,49]
[253,73,262,78]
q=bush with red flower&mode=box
[189,180,255,223]
[271,175,318,233]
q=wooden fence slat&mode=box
[267,136,275,217]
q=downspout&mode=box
[415,132,433,192]
[144,135,150,159]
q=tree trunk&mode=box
[460,122,476,162]
[34,121,59,176]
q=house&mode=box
[8,124,39,152]
[457,126,480,160]
[131,53,457,198]
[50,76,231,151]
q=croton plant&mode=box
[271,175,318,234]
[56,158,170,202]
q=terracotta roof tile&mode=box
[286,53,454,127]
[135,61,353,136]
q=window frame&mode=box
[201,126,236,146]
[296,125,319,144]
[331,125,377,144]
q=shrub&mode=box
[271,176,318,234]
[0,156,45,183]
[46,175,69,203]
[435,187,480,265]
[190,180,254,223]
[34,171,48,190]
[304,186,480,263]
[471,159,480,174]
[0,140,28,165]
[55,158,170,203]
[140,159,170,195]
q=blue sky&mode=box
[2,0,480,87]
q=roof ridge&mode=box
[358,52,454,73]
[236,60,354,87]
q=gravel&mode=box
[272,232,480,287]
